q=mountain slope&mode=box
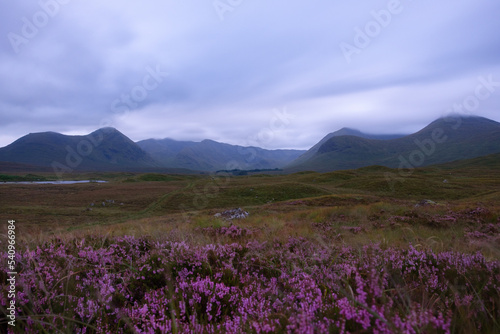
[434,152,500,170]
[137,138,306,171]
[287,128,404,168]
[0,127,159,172]
[136,138,197,166]
[286,115,500,172]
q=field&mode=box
[1,158,500,333]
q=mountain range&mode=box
[0,127,305,173]
[286,127,405,169]
[0,115,499,173]
[285,115,500,172]
[136,138,304,171]
[0,128,159,173]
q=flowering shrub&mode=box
[198,225,258,239]
[1,236,499,333]
[379,206,498,232]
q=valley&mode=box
[1,122,499,333]
[2,1,499,331]
[1,115,499,175]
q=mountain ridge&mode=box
[286,115,500,172]
[0,127,159,173]
[0,128,306,173]
[1,114,499,173]
[136,138,306,171]
[287,127,405,168]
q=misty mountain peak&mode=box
[93,127,121,135]
[333,128,363,136]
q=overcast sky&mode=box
[1,1,499,150]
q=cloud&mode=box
[0,0,499,149]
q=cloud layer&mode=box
[1,0,499,149]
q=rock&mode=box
[214,208,249,221]
[415,199,437,207]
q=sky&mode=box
[0,1,499,150]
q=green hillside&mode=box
[287,115,500,172]
[0,128,159,172]
[287,127,404,168]
[138,138,305,171]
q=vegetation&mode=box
[0,128,159,171]
[3,116,499,175]
[1,154,499,332]
[215,168,283,176]
[288,116,500,172]
[0,174,50,182]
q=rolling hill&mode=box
[286,115,500,172]
[434,152,500,170]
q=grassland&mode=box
[1,162,499,252]
[0,157,499,332]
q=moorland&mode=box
[1,154,499,333]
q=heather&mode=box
[1,160,500,333]
[1,234,499,333]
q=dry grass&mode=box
[1,167,499,261]
[1,166,499,333]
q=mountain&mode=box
[435,152,500,170]
[0,128,305,173]
[286,115,500,172]
[2,115,498,174]
[287,127,404,168]
[135,138,198,166]
[137,138,306,171]
[0,127,159,173]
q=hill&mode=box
[137,138,305,171]
[0,127,159,173]
[286,115,500,172]
[287,127,404,168]
[0,128,305,173]
[135,138,197,166]
[2,115,498,174]
[433,152,500,170]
